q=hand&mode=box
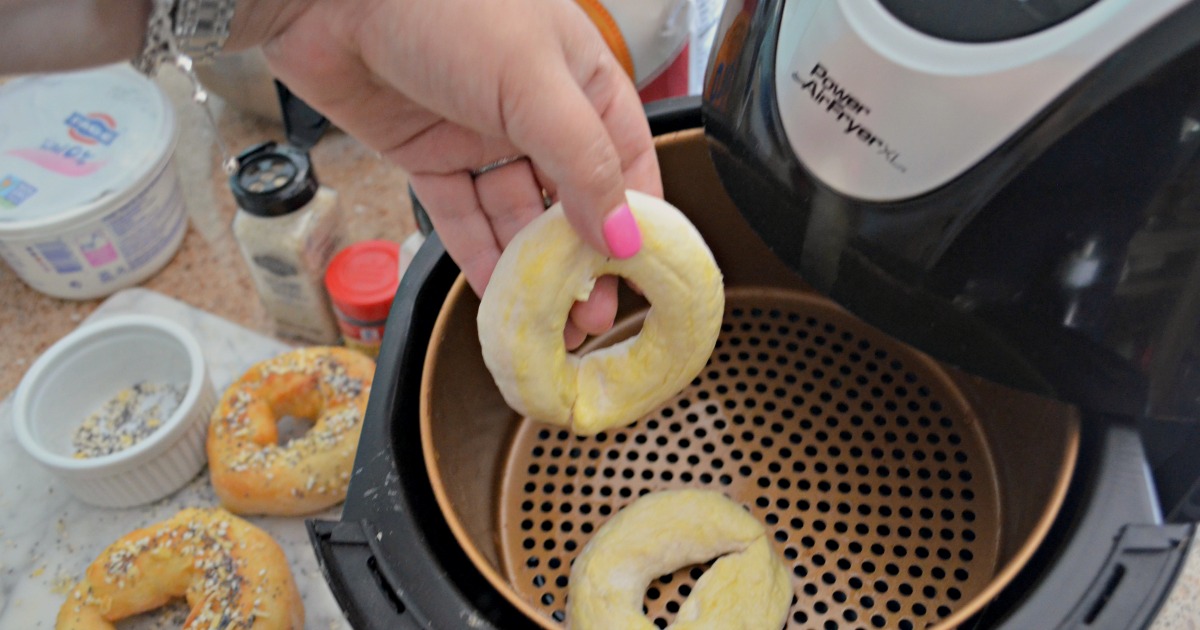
[255,0,662,348]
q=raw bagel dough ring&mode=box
[56,507,303,630]
[477,190,724,435]
[207,346,374,515]
[567,489,793,630]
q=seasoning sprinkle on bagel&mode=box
[207,346,374,516]
[56,507,303,630]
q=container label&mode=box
[32,239,83,274]
[101,169,184,272]
[0,174,37,209]
[65,112,120,146]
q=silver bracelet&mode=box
[134,0,177,75]
[174,0,237,62]
[133,0,241,175]
[134,0,237,76]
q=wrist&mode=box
[223,0,313,51]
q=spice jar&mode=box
[324,240,401,358]
[230,142,342,344]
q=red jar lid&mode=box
[325,240,401,323]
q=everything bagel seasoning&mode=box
[71,380,185,458]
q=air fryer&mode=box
[310,1,1200,628]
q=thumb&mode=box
[503,60,645,259]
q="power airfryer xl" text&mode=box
[791,63,906,173]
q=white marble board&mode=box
[0,288,349,629]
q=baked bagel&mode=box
[207,346,374,515]
[567,489,792,630]
[477,190,724,435]
[56,507,302,630]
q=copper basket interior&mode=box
[420,129,1079,629]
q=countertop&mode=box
[0,68,419,399]
[0,289,350,628]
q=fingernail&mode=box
[602,204,641,259]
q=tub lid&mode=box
[0,64,177,229]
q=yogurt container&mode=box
[0,64,186,299]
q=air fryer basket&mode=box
[419,128,1079,629]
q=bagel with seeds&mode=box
[207,346,374,515]
[478,190,723,435]
[56,508,302,630]
[567,489,792,629]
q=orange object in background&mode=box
[575,0,692,102]
[324,240,402,358]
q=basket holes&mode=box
[912,602,927,616]
[541,593,555,606]
[954,568,970,581]
[871,614,887,628]
[886,600,902,613]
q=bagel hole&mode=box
[277,414,315,445]
[118,598,191,628]
[643,561,712,626]
[569,277,648,356]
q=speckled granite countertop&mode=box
[0,70,417,398]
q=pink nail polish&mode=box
[602,204,641,259]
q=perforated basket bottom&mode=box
[496,290,1001,629]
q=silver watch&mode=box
[174,0,237,62]
[135,0,236,75]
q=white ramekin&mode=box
[12,314,215,508]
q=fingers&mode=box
[571,275,619,334]
[408,172,499,297]
[500,51,638,259]
[564,276,618,351]
[472,158,545,247]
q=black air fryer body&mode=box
[310,1,1200,628]
[702,0,1200,626]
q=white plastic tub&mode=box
[0,64,185,299]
